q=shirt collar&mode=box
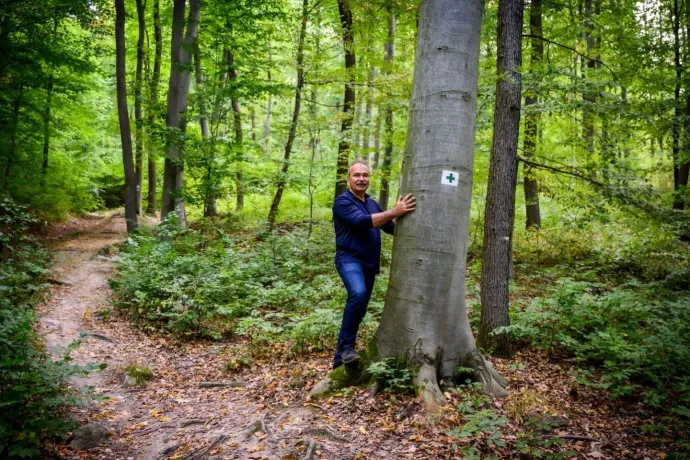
[346,189,369,203]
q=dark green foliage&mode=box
[111,220,389,349]
[0,198,101,458]
[367,358,414,393]
[508,279,690,408]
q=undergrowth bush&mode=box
[111,219,389,350]
[508,279,690,410]
[0,197,99,458]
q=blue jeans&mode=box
[333,262,376,369]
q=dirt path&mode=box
[37,213,410,460]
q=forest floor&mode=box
[36,212,672,460]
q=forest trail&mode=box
[35,212,410,460]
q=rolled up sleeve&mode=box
[333,197,373,229]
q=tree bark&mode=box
[161,0,187,221]
[146,0,162,215]
[161,0,201,226]
[333,0,355,199]
[582,0,595,162]
[362,65,376,164]
[378,8,395,211]
[478,0,523,357]
[193,45,217,217]
[267,0,309,229]
[264,42,273,153]
[115,0,139,232]
[523,0,541,229]
[134,0,145,215]
[3,85,23,190]
[226,48,244,211]
[374,0,507,411]
[40,72,54,188]
[672,0,688,209]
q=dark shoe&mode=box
[342,348,360,364]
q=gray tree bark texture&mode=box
[478,0,523,357]
[523,0,542,229]
[333,0,355,199]
[374,0,507,411]
[146,0,162,215]
[263,42,272,154]
[378,9,395,211]
[362,65,376,164]
[134,0,145,215]
[267,0,309,229]
[161,0,201,227]
[115,0,139,233]
[161,0,187,222]
[193,47,216,218]
[226,48,244,211]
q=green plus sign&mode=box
[446,173,456,183]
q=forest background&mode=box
[1,0,690,457]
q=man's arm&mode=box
[372,194,416,228]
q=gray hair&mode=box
[347,160,370,176]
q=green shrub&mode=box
[509,279,690,407]
[0,197,102,458]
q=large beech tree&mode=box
[312,0,507,411]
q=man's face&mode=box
[348,163,370,194]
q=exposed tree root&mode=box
[83,331,117,343]
[301,426,349,443]
[182,435,229,460]
[304,438,316,460]
[241,413,269,441]
[198,380,248,388]
[414,362,446,414]
[138,419,206,436]
[464,350,509,398]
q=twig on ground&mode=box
[47,278,71,286]
[548,435,600,442]
[179,419,206,428]
[198,381,248,388]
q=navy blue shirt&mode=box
[333,189,394,274]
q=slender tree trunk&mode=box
[134,0,145,215]
[373,110,381,169]
[267,0,309,229]
[264,42,273,153]
[582,0,595,163]
[161,0,201,226]
[333,0,356,199]
[250,106,257,142]
[226,49,244,211]
[194,46,217,217]
[362,65,376,164]
[40,73,55,188]
[372,0,507,412]
[146,0,162,215]
[523,0,541,228]
[378,8,395,211]
[3,85,23,189]
[478,0,523,357]
[115,0,139,232]
[161,0,187,220]
[672,0,687,209]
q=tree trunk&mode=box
[226,49,244,211]
[267,0,309,229]
[478,0,523,357]
[333,0,355,199]
[194,45,216,217]
[523,0,541,229]
[115,0,139,232]
[161,0,201,227]
[673,0,688,209]
[362,65,376,164]
[40,73,54,188]
[264,42,273,153]
[161,0,187,221]
[374,0,506,411]
[146,0,162,215]
[134,0,145,215]
[582,0,595,163]
[3,85,23,190]
[378,8,395,211]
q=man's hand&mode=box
[371,193,416,228]
[391,193,416,217]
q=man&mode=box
[332,160,416,368]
